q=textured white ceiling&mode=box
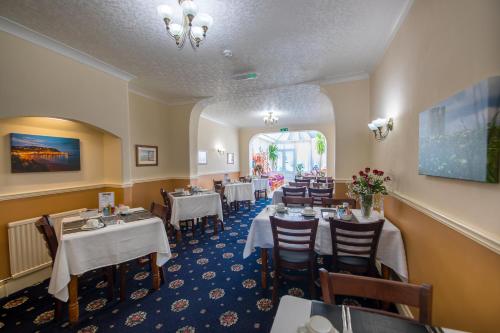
[200,84,334,128]
[0,0,411,108]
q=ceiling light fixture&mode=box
[264,112,279,126]
[157,1,213,49]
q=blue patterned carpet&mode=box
[0,199,325,333]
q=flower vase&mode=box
[360,194,374,218]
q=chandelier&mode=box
[157,1,213,49]
[264,112,279,126]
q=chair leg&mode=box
[119,264,128,302]
[309,262,317,299]
[54,298,63,321]
[272,269,280,305]
[105,266,115,301]
[159,265,166,285]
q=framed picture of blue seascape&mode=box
[418,76,500,183]
[10,133,81,173]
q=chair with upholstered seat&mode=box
[282,196,313,207]
[319,269,433,325]
[35,216,115,321]
[328,218,384,277]
[322,197,357,209]
[270,216,319,304]
[308,187,334,206]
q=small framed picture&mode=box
[198,150,207,165]
[227,152,234,164]
[136,145,158,166]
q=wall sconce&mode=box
[216,146,225,154]
[368,117,394,141]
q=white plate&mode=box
[301,213,316,217]
[81,223,105,231]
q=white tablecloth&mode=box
[224,183,255,203]
[48,217,171,302]
[252,178,270,192]
[271,296,467,333]
[243,206,408,281]
[169,192,223,230]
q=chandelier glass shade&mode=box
[157,1,213,49]
[264,112,279,126]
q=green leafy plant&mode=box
[296,163,304,176]
[268,144,278,170]
[487,109,500,183]
[315,133,326,170]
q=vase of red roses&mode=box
[348,167,391,218]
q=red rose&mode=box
[365,167,371,173]
[373,169,378,174]
[359,171,364,176]
[379,171,384,176]
[352,175,357,180]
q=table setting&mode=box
[271,296,467,333]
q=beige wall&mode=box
[321,79,371,180]
[167,103,196,178]
[370,1,500,332]
[239,122,335,177]
[370,0,500,241]
[0,117,121,195]
[0,31,132,183]
[197,116,239,176]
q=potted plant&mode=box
[348,167,391,217]
[268,144,278,171]
[296,163,304,176]
[315,133,326,171]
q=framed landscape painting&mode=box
[10,133,81,173]
[136,145,158,166]
[418,76,500,183]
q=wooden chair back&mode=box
[329,218,384,269]
[150,202,168,225]
[213,179,223,188]
[282,186,307,198]
[270,216,319,263]
[322,198,357,209]
[282,196,313,207]
[289,181,310,188]
[317,177,334,183]
[319,269,433,325]
[308,187,334,206]
[260,175,269,179]
[34,215,58,262]
[239,176,249,183]
[312,182,334,189]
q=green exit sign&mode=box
[280,128,288,132]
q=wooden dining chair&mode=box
[213,179,223,188]
[288,182,308,187]
[328,218,384,277]
[308,187,334,206]
[239,176,248,183]
[282,196,313,207]
[322,198,357,209]
[319,269,433,325]
[35,215,115,321]
[149,202,169,284]
[270,216,319,304]
[317,177,334,183]
[282,186,307,198]
[312,182,334,189]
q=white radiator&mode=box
[7,208,85,278]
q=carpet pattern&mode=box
[0,199,330,333]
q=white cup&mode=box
[277,203,285,211]
[86,218,99,228]
[306,315,334,333]
[304,207,314,214]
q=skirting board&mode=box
[0,266,52,299]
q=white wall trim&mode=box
[196,171,241,177]
[0,183,128,201]
[0,16,135,82]
[391,191,500,255]
[128,86,170,106]
[317,72,370,86]
[200,114,234,128]
[0,266,52,298]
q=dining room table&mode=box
[168,190,223,235]
[271,295,468,333]
[252,177,270,194]
[243,205,408,288]
[224,181,255,204]
[49,208,171,325]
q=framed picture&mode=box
[136,145,158,166]
[10,133,81,173]
[227,152,234,164]
[198,150,207,165]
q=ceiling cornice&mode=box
[199,113,233,128]
[0,16,136,82]
[316,72,370,86]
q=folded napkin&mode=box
[61,216,82,224]
[128,207,145,213]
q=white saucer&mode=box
[302,210,316,217]
[81,223,105,231]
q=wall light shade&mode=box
[368,117,393,141]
